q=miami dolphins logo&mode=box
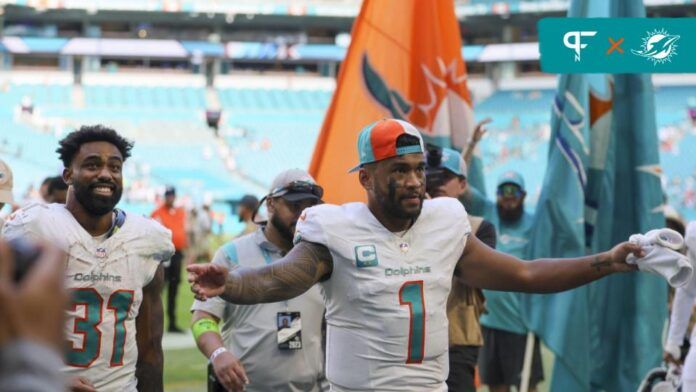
[361,53,474,148]
[631,29,680,65]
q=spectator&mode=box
[236,194,259,237]
[187,204,213,265]
[46,176,68,204]
[39,177,52,203]
[191,169,326,391]
[664,221,696,391]
[0,159,13,232]
[0,240,67,392]
[466,171,543,392]
[152,186,188,333]
[425,146,497,392]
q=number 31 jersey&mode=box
[294,197,471,391]
[2,203,174,392]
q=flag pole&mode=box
[519,331,535,392]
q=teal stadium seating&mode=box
[1,81,694,226]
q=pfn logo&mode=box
[563,31,597,62]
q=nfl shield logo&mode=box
[96,248,107,258]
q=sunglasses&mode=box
[252,181,324,224]
[497,184,523,198]
[268,181,324,199]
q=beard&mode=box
[270,213,295,243]
[497,203,524,223]
[73,181,122,216]
[375,179,423,220]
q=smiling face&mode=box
[362,153,426,220]
[63,141,124,216]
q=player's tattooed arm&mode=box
[457,235,643,293]
[221,241,333,304]
[136,265,164,392]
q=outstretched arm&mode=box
[188,241,333,304]
[458,234,642,293]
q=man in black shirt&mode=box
[426,145,496,392]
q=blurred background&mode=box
[1,0,695,223]
[0,1,694,390]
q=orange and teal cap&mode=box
[349,119,425,173]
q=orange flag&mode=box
[309,0,475,204]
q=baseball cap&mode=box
[164,186,176,196]
[440,147,467,177]
[0,159,14,204]
[349,119,425,173]
[268,169,323,202]
[497,171,525,190]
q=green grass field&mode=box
[163,270,207,392]
[162,267,554,392]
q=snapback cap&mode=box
[440,147,467,177]
[497,171,525,190]
[349,119,425,172]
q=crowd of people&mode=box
[0,119,693,392]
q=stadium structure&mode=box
[0,0,695,229]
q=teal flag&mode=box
[522,1,667,391]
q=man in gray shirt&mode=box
[191,169,326,392]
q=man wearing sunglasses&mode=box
[189,119,648,392]
[190,169,326,392]
[477,172,543,392]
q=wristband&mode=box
[209,347,228,363]
[192,318,220,341]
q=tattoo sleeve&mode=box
[136,265,164,392]
[221,241,333,304]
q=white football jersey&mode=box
[294,197,471,391]
[2,203,174,392]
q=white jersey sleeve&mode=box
[667,221,696,348]
[1,203,53,243]
[131,215,175,286]
[294,206,331,248]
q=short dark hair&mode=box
[395,133,421,148]
[56,125,134,167]
[47,176,68,194]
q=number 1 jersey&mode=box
[294,197,471,391]
[2,203,174,392]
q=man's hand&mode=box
[600,241,644,273]
[187,263,229,300]
[462,117,492,165]
[68,376,97,392]
[471,117,492,144]
[211,351,249,392]
[0,240,67,349]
